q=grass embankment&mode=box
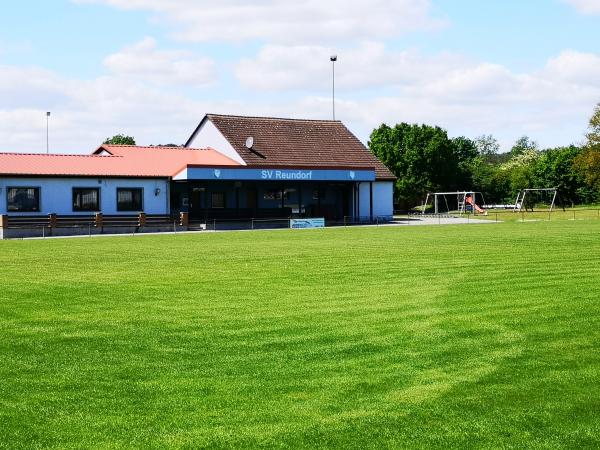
[1,222,600,448]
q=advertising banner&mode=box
[290,218,325,229]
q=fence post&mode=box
[179,212,189,228]
[48,213,57,228]
[0,215,7,229]
[138,212,146,227]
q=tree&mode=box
[451,136,478,189]
[510,135,538,157]
[574,103,600,195]
[369,123,475,208]
[534,146,593,205]
[500,148,540,200]
[103,134,136,145]
[474,135,500,158]
[586,103,600,147]
[574,149,600,193]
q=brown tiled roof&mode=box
[193,114,395,180]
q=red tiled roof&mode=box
[0,145,240,178]
[192,114,396,180]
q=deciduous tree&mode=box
[103,134,136,145]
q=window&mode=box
[117,188,143,211]
[7,187,40,212]
[73,188,100,211]
[211,192,225,209]
[264,189,282,200]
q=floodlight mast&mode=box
[46,111,51,154]
[330,55,337,120]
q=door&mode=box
[247,189,257,215]
[190,187,205,219]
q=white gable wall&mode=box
[186,120,246,165]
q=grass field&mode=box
[481,207,600,223]
[1,222,600,448]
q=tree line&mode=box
[369,104,600,209]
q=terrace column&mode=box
[369,182,373,223]
[180,212,189,227]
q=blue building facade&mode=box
[0,177,169,216]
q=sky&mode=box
[0,0,599,154]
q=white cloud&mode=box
[235,44,600,100]
[73,0,445,44]
[103,37,215,86]
[544,50,600,85]
[1,46,600,154]
[235,42,464,91]
[235,45,600,149]
[564,0,600,14]
[0,67,217,152]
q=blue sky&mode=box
[1,0,599,153]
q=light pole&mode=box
[46,111,51,154]
[330,55,337,120]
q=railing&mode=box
[402,208,600,224]
[478,208,600,223]
[197,217,293,231]
[0,212,187,239]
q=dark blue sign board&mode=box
[174,167,375,182]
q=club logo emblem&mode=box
[349,171,355,179]
[214,169,221,178]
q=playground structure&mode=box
[513,188,558,212]
[422,191,487,216]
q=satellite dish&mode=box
[245,136,254,149]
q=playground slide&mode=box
[466,196,486,214]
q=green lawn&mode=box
[480,207,600,223]
[1,222,600,449]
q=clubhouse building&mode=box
[0,114,395,237]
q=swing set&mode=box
[422,191,487,215]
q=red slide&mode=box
[466,196,485,214]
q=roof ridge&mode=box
[207,113,342,123]
[0,152,120,158]
[104,145,210,151]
